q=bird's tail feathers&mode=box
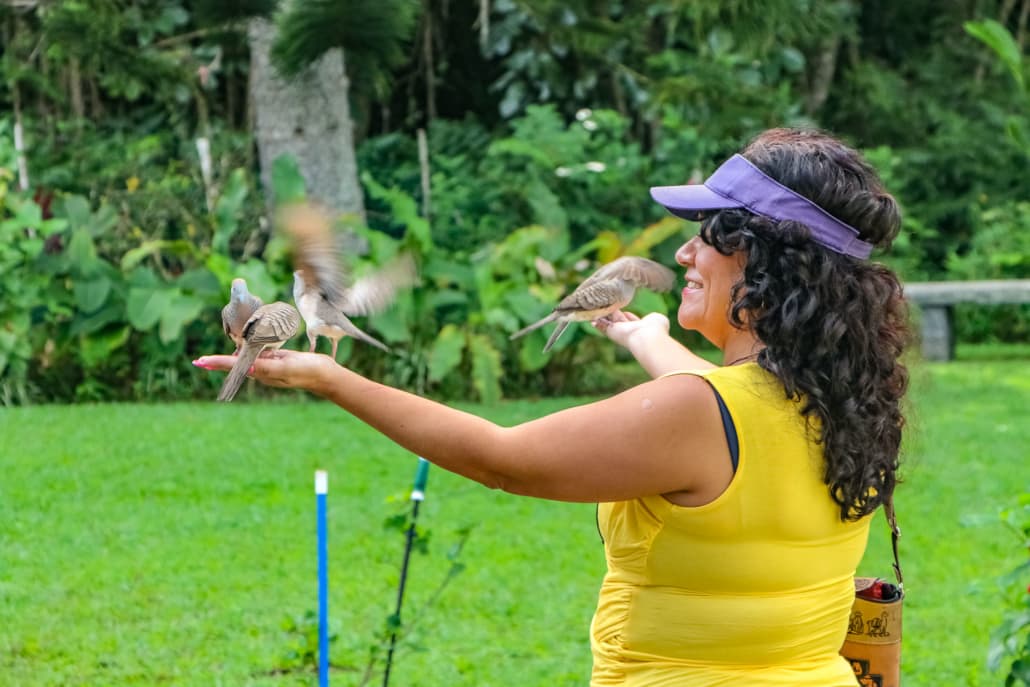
[217,344,264,402]
[542,321,571,353]
[351,327,391,353]
[510,313,557,340]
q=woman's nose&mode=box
[675,236,699,266]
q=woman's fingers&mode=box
[193,349,330,391]
[192,355,237,371]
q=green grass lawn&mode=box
[2,357,1029,686]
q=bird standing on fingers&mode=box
[281,203,417,359]
[510,256,676,352]
[217,301,301,402]
[221,278,264,354]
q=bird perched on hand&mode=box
[217,301,301,402]
[510,256,676,352]
[280,203,417,359]
[221,278,264,354]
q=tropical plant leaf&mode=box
[126,286,175,331]
[524,178,567,231]
[362,172,432,253]
[212,168,249,255]
[69,303,124,337]
[427,324,465,383]
[625,217,686,256]
[469,334,502,404]
[964,20,1025,92]
[73,276,112,314]
[517,333,550,372]
[233,259,279,302]
[66,229,99,274]
[628,290,671,319]
[121,240,199,271]
[367,292,413,344]
[159,292,206,344]
[79,325,130,369]
[271,154,307,205]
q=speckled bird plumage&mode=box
[217,301,300,402]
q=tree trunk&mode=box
[247,17,366,220]
[805,34,841,116]
[69,56,85,120]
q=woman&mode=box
[195,128,910,685]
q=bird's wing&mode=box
[587,256,677,292]
[339,253,417,316]
[221,303,234,337]
[556,278,628,313]
[243,302,301,346]
[279,203,351,307]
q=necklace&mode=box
[725,351,761,366]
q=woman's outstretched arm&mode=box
[595,311,717,377]
[194,350,730,504]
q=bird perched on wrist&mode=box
[217,301,300,402]
[280,203,417,359]
[221,278,264,354]
[510,256,676,352]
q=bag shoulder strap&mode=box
[883,494,903,590]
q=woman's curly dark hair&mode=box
[700,128,911,521]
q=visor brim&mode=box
[649,185,742,221]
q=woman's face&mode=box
[674,234,746,347]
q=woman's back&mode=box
[592,363,870,686]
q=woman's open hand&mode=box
[193,349,336,393]
[593,310,671,350]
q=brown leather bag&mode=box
[840,497,904,687]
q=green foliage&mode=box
[276,609,338,674]
[483,0,836,127]
[966,19,1026,94]
[2,0,1028,401]
[360,105,701,251]
[986,496,1030,685]
[947,201,1030,343]
[31,1,193,105]
[0,116,285,403]
[0,186,70,404]
[357,164,678,402]
[272,0,418,95]
[965,18,1030,157]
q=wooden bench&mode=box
[902,279,1030,361]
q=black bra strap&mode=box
[710,386,739,474]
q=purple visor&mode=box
[650,154,873,259]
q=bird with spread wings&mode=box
[280,203,417,359]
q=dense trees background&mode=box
[0,0,1027,405]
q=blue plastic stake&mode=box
[382,457,431,687]
[315,470,329,687]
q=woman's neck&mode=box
[721,333,764,367]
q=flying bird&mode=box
[510,256,676,352]
[217,301,301,402]
[281,203,417,359]
[221,278,263,354]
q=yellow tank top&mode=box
[591,363,871,686]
